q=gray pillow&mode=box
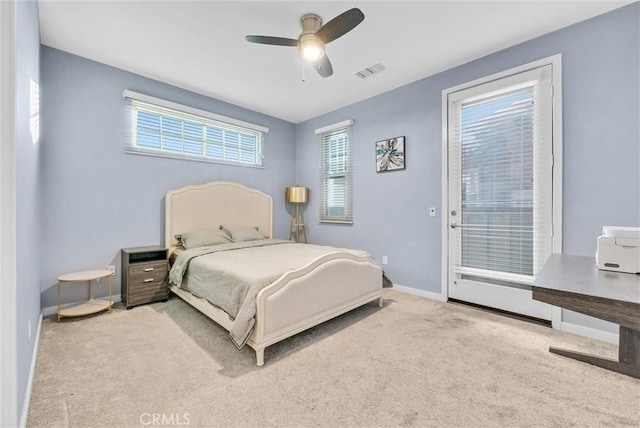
[219,225,265,242]
[176,229,231,249]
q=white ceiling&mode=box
[38,0,633,123]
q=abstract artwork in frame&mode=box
[376,136,405,172]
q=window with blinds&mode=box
[123,91,267,167]
[449,65,554,282]
[317,121,353,223]
[461,87,535,276]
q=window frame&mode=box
[316,120,354,224]
[123,90,268,168]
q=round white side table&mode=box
[57,269,113,322]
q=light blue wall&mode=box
[40,47,296,308]
[16,0,41,420]
[296,81,442,291]
[296,3,639,323]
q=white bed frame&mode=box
[165,181,383,366]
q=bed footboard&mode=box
[248,252,382,364]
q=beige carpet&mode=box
[28,290,639,428]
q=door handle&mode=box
[450,222,457,229]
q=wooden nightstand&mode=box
[121,246,169,309]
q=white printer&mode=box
[595,226,640,274]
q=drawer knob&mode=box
[144,268,154,272]
[144,278,154,283]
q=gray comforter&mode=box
[169,239,373,348]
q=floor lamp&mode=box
[286,186,309,243]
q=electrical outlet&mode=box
[107,265,116,275]
[382,256,388,265]
[430,207,436,217]
[28,319,31,344]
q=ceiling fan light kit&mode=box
[245,8,365,78]
[300,40,324,61]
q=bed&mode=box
[165,181,384,366]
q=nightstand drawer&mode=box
[128,283,167,306]
[128,261,167,278]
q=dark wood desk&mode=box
[532,254,640,379]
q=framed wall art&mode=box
[376,136,405,172]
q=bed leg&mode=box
[256,349,265,367]
[377,296,384,308]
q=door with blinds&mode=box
[447,65,555,320]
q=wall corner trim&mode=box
[0,0,18,426]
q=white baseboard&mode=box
[41,294,122,317]
[559,321,618,345]
[19,313,42,428]
[392,284,447,302]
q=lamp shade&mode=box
[285,186,309,204]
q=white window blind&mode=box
[123,90,267,167]
[449,66,553,282]
[317,121,353,223]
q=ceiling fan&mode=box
[245,8,365,78]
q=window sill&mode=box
[319,220,353,225]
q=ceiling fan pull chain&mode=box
[301,59,306,82]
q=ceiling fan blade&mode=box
[315,8,364,44]
[245,35,299,47]
[312,55,333,78]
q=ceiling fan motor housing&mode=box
[300,13,323,34]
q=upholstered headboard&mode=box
[165,181,273,252]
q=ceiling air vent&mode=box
[355,63,387,79]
